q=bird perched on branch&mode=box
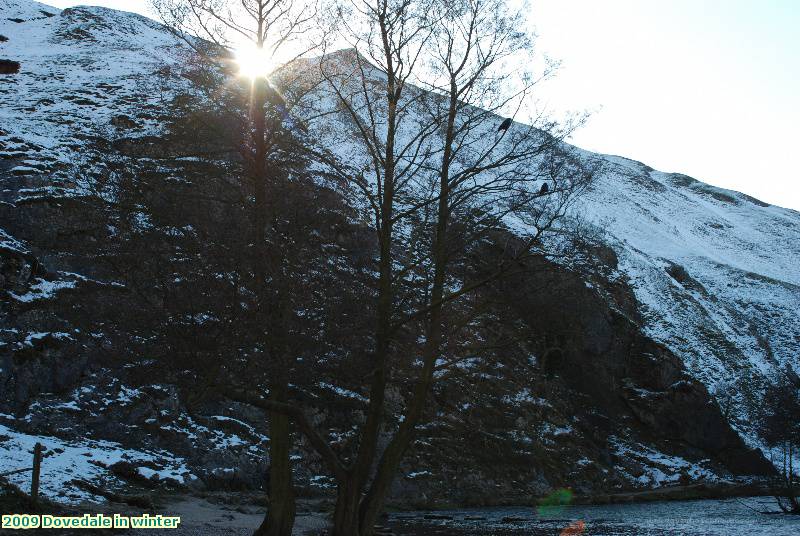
[497,117,512,132]
[539,182,550,195]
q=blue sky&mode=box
[530,0,800,211]
[46,0,800,210]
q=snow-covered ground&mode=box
[0,421,191,503]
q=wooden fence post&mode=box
[31,443,42,504]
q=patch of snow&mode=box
[0,422,190,503]
[318,382,368,402]
[9,278,77,302]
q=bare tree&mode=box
[312,3,440,532]
[149,1,322,535]
[759,374,800,513]
[229,0,598,533]
[353,0,595,526]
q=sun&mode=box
[234,43,275,79]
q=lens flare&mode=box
[560,520,585,535]
[234,44,274,79]
[537,488,574,517]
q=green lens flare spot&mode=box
[537,488,574,517]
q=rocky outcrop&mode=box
[0,59,20,74]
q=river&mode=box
[386,497,800,535]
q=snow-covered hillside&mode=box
[575,156,800,443]
[2,0,799,502]
[0,0,184,202]
[287,46,800,451]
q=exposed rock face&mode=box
[0,0,795,506]
[0,239,38,293]
[503,255,771,475]
[0,59,20,74]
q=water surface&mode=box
[388,497,800,535]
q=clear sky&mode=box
[44,0,800,210]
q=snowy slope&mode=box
[287,48,800,447]
[0,0,185,203]
[2,0,799,500]
[1,0,215,501]
[574,156,800,443]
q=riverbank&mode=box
[0,479,785,535]
[573,480,776,505]
[381,479,777,511]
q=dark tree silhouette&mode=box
[148,1,324,534]
[759,373,800,513]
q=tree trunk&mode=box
[788,442,798,513]
[249,72,296,535]
[357,304,444,534]
[357,173,452,535]
[251,77,268,252]
[332,477,363,536]
[255,387,295,536]
[357,76,458,534]
[261,298,295,535]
